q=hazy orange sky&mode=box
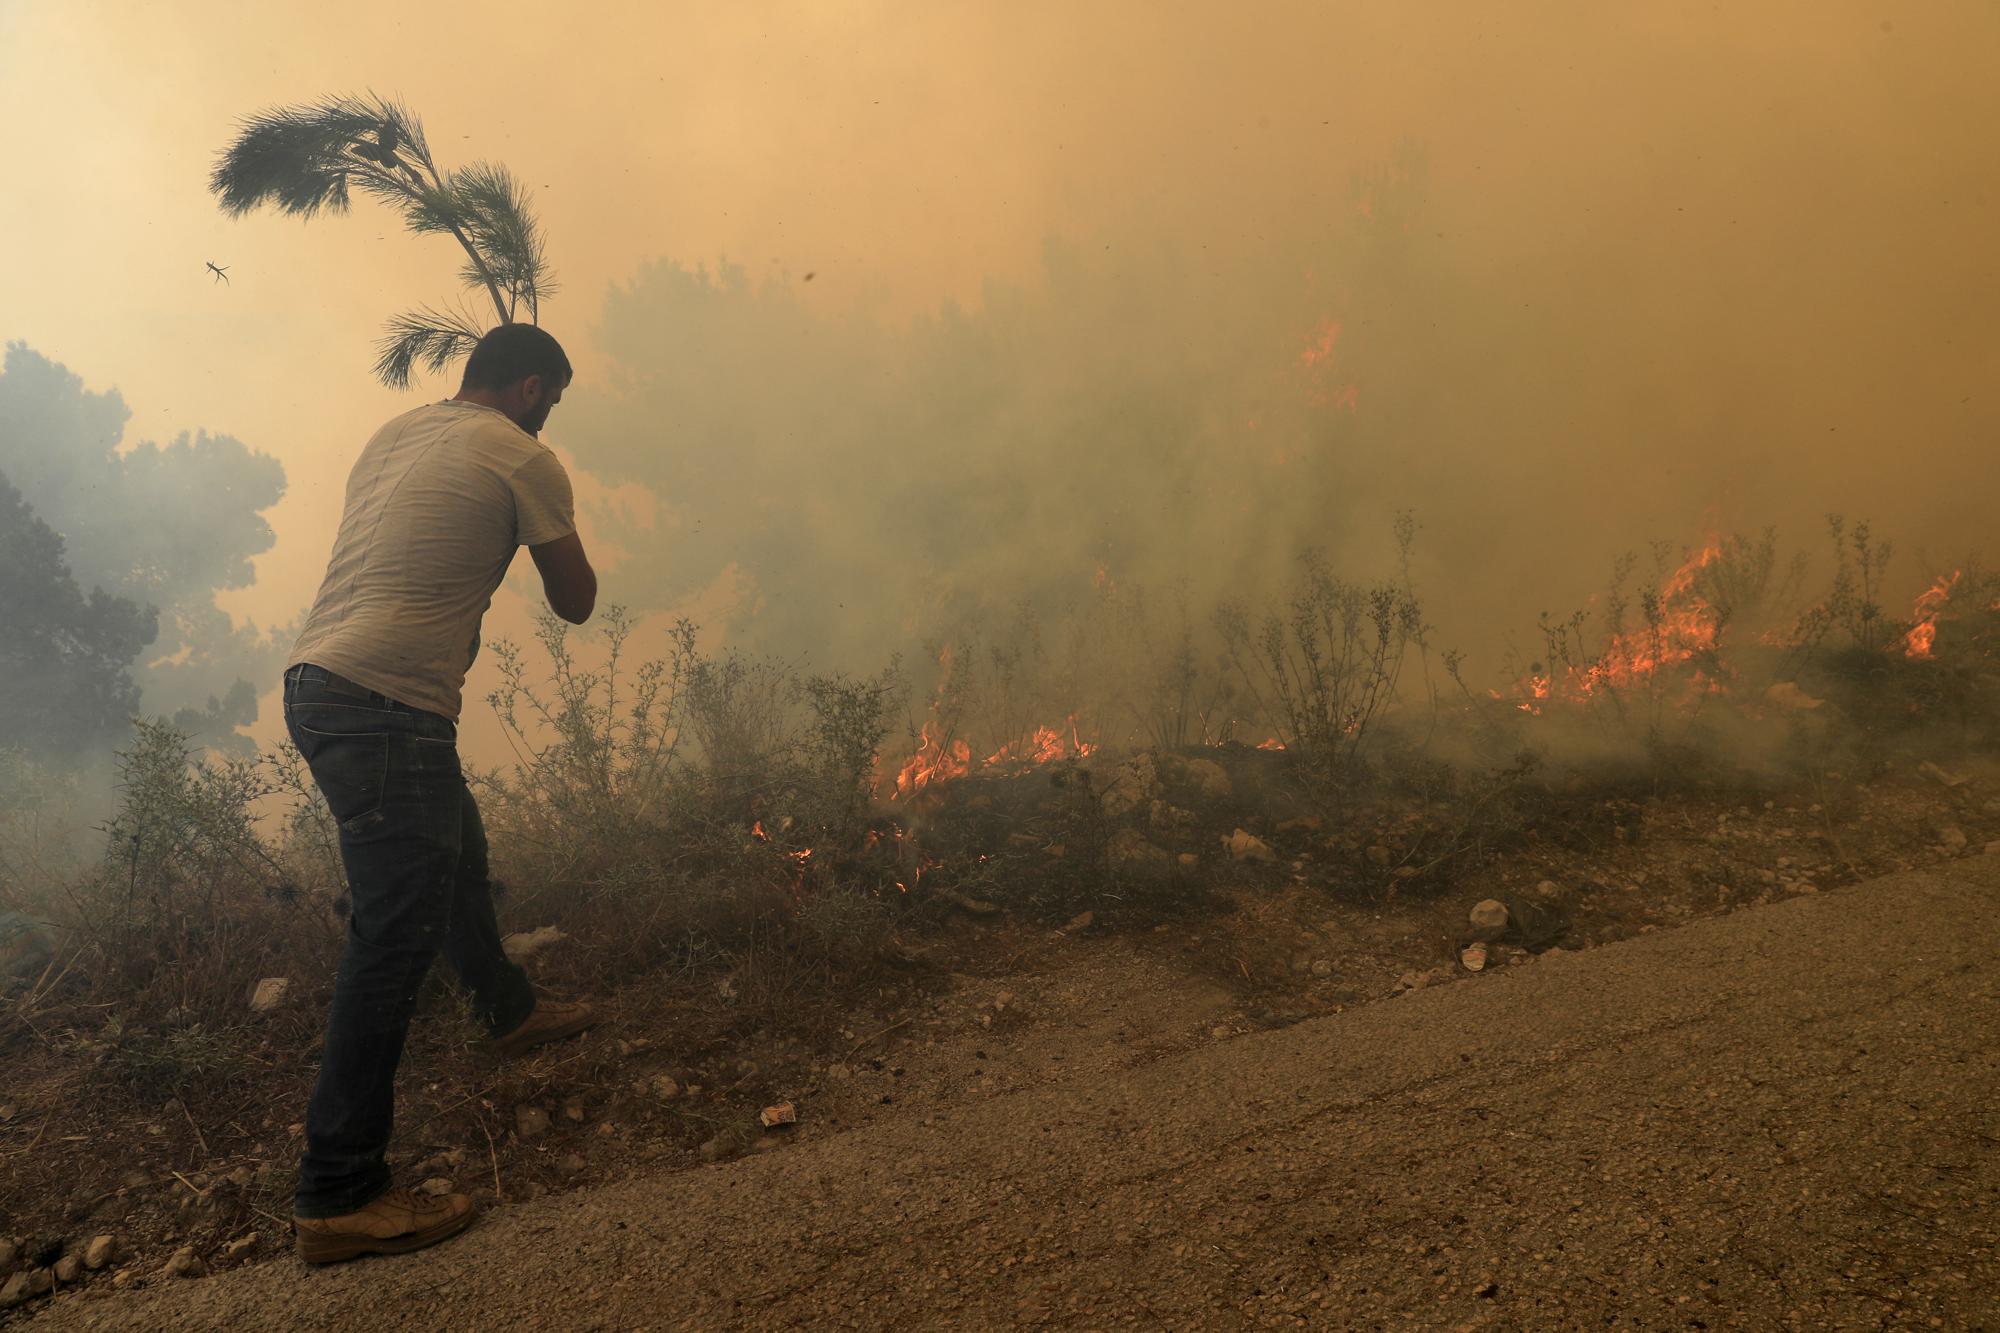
[5,0,1998,755]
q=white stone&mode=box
[501,925,568,963]
[248,977,290,1012]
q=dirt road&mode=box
[36,858,2000,1330]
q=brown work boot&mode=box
[491,997,597,1059]
[294,1188,477,1265]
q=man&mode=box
[283,323,600,1264]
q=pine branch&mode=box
[371,306,487,390]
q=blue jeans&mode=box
[283,663,535,1219]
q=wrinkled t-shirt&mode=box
[290,400,576,721]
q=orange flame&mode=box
[1904,570,1961,659]
[1298,318,1360,410]
[1516,537,1728,706]
[1299,319,1342,367]
[983,717,1098,769]
[891,721,971,800]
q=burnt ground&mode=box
[3,747,1999,1319]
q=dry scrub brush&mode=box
[7,721,341,1096]
[479,607,908,1008]
[1213,547,1423,782]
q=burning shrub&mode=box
[1802,554,2000,756]
[1479,517,2000,788]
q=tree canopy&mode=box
[0,470,154,757]
[0,343,288,753]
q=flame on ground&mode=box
[1517,537,1726,707]
[890,721,972,800]
[884,713,1102,801]
[985,717,1098,768]
[1904,570,1962,659]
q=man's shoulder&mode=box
[448,406,558,469]
[370,402,552,469]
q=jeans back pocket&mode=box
[289,716,392,831]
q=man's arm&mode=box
[529,532,597,624]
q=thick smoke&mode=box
[7,2,1998,760]
[556,112,1989,698]
[562,155,1433,671]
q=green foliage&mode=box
[68,721,335,1023]
[99,720,283,935]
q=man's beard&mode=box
[516,399,553,437]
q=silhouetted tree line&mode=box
[0,343,287,760]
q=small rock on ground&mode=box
[1469,899,1511,937]
[1107,828,1172,876]
[162,1246,203,1279]
[248,976,290,1012]
[515,1105,551,1138]
[83,1235,117,1269]
[1180,757,1232,800]
[501,925,568,964]
[1224,828,1277,862]
[0,1271,41,1308]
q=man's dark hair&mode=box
[460,324,573,391]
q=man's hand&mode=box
[529,532,597,624]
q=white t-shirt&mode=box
[291,400,576,721]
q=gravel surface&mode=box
[34,857,2000,1330]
